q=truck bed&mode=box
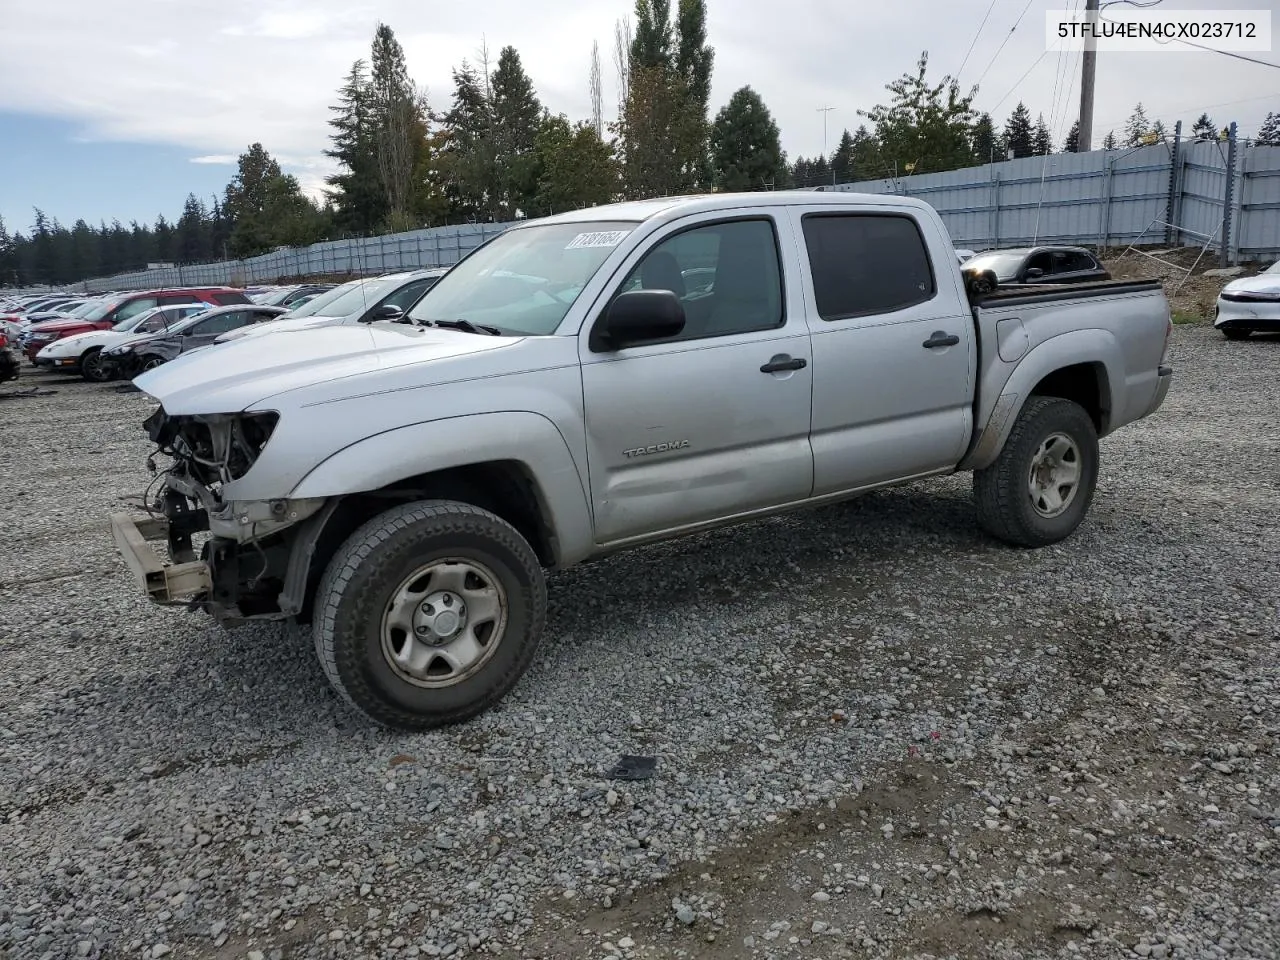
[969,277,1164,308]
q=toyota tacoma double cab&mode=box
[112,192,1174,731]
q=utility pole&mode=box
[1078,0,1099,151]
[817,106,835,184]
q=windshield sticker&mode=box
[564,231,629,250]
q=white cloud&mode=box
[189,155,238,165]
[0,0,1271,201]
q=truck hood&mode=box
[1221,273,1280,296]
[134,323,520,414]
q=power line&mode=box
[1094,12,1280,70]
[988,50,1049,114]
[955,0,1002,82]
[973,0,1037,88]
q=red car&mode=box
[22,287,250,362]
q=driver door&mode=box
[578,213,815,545]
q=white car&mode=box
[35,303,209,380]
[1214,260,1280,340]
[215,270,448,343]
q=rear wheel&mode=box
[312,500,547,731]
[80,347,110,382]
[974,396,1099,547]
[1221,328,1250,341]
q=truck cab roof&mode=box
[530,191,936,228]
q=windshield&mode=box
[406,221,640,336]
[67,300,103,318]
[964,251,1028,280]
[118,307,164,332]
[281,280,360,318]
[82,298,124,321]
[305,275,410,318]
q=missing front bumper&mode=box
[110,512,212,605]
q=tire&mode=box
[312,499,547,731]
[80,347,109,382]
[1221,328,1250,341]
[974,396,1099,548]
[139,355,166,372]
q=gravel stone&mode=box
[0,326,1277,959]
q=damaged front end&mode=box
[111,404,328,625]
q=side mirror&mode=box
[364,304,405,323]
[1025,267,1045,280]
[600,290,685,348]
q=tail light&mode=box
[0,333,8,348]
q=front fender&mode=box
[960,329,1122,472]
[288,411,595,566]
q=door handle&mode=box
[760,353,808,373]
[922,331,960,349]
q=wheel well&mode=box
[1030,362,1109,432]
[293,460,557,625]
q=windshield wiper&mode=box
[424,318,503,336]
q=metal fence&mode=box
[74,129,1280,294]
[815,132,1280,265]
[77,222,514,294]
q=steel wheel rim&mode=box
[379,557,509,689]
[1027,431,1082,519]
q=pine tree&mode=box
[1003,102,1034,158]
[1032,113,1052,155]
[1191,113,1216,142]
[175,194,211,263]
[1256,111,1280,145]
[791,156,812,187]
[830,129,855,184]
[1064,120,1080,153]
[971,112,998,164]
[1149,119,1168,143]
[1102,130,1117,150]
[490,46,544,218]
[1124,102,1149,147]
[675,0,714,189]
[530,115,620,215]
[223,143,325,256]
[440,62,497,219]
[709,86,787,191]
[850,125,881,179]
[325,59,388,234]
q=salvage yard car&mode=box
[112,192,1174,731]
[34,302,211,380]
[102,303,288,376]
[1213,258,1280,340]
[961,245,1110,286]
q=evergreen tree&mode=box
[971,112,998,163]
[0,216,15,287]
[791,156,812,187]
[631,0,673,71]
[850,125,881,179]
[1064,120,1080,153]
[830,129,855,184]
[154,215,175,262]
[223,143,325,256]
[1190,113,1215,142]
[810,155,830,184]
[859,51,977,174]
[1102,130,1117,150]
[439,62,497,219]
[490,46,544,218]
[709,86,787,191]
[530,115,620,215]
[1003,102,1034,158]
[1256,111,1279,145]
[69,219,98,279]
[325,60,388,233]
[1124,102,1150,147]
[1032,113,1052,155]
[175,194,211,263]
[369,23,423,230]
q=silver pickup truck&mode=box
[112,192,1174,730]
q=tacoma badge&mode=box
[623,439,690,458]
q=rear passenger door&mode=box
[788,207,976,497]
[181,310,250,350]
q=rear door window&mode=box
[210,291,251,305]
[800,213,936,320]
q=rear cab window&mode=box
[800,213,936,320]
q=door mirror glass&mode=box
[364,304,405,323]
[601,290,686,347]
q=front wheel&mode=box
[139,355,166,372]
[80,347,110,382]
[974,396,1099,548]
[312,500,547,730]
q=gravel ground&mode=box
[0,325,1277,960]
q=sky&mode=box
[0,0,1276,234]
